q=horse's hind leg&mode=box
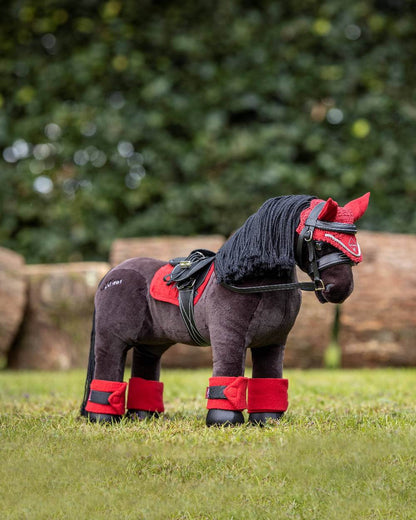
[248,344,289,425]
[83,325,130,423]
[126,345,171,420]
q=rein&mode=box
[221,202,356,295]
[220,280,320,294]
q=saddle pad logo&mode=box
[348,237,359,255]
[102,279,123,290]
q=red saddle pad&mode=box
[150,263,215,306]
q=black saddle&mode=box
[164,249,216,346]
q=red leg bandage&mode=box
[247,378,289,413]
[127,377,164,413]
[85,379,127,416]
[206,376,248,411]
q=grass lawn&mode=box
[0,368,415,520]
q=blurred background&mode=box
[1,0,415,370]
[1,0,415,264]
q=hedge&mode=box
[1,0,415,263]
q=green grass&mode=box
[0,368,415,520]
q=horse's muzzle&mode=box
[317,282,354,304]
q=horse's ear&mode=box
[318,198,338,221]
[344,192,370,221]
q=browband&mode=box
[314,220,357,234]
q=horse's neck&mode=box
[233,269,297,286]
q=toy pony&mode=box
[80,193,370,426]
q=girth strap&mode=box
[165,250,215,346]
[178,286,209,346]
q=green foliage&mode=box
[0,368,415,519]
[1,1,416,263]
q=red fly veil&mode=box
[296,193,370,263]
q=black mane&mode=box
[215,195,315,284]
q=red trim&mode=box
[127,377,164,413]
[150,263,215,306]
[247,378,289,413]
[206,376,248,411]
[195,263,215,303]
[149,264,180,305]
[85,379,127,416]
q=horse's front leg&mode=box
[206,339,248,427]
[249,344,289,425]
[203,284,261,427]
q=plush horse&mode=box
[80,193,370,426]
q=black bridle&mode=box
[221,202,357,295]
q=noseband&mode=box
[221,202,356,295]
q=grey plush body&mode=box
[93,257,301,383]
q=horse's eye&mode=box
[315,241,323,251]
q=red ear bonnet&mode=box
[317,197,339,221]
[344,192,370,221]
[296,193,370,263]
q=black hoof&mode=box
[248,412,284,426]
[206,409,245,427]
[87,412,122,423]
[126,409,160,421]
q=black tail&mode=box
[80,308,96,417]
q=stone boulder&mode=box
[0,247,27,360]
[110,235,225,266]
[340,231,416,367]
[283,268,334,368]
[8,262,110,370]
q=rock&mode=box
[284,268,334,368]
[8,262,110,370]
[339,231,416,367]
[110,235,225,265]
[0,247,27,360]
